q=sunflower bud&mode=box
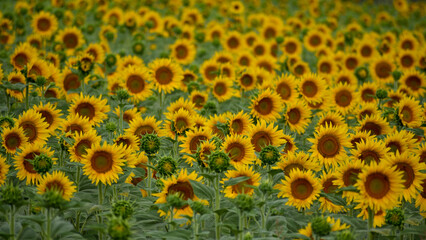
[132,41,145,55]
[173,27,182,35]
[259,180,274,195]
[42,189,66,209]
[33,153,53,175]
[133,32,144,41]
[108,216,131,240]
[167,193,187,209]
[212,38,221,48]
[187,81,200,93]
[156,157,177,177]
[0,116,14,128]
[243,232,253,240]
[35,76,47,87]
[392,70,402,81]
[85,24,95,34]
[106,122,117,133]
[355,66,369,82]
[234,194,255,212]
[275,36,284,44]
[385,208,405,230]
[140,134,161,155]
[116,89,131,102]
[375,89,388,99]
[211,136,223,149]
[105,54,117,67]
[112,200,134,220]
[1,184,24,206]
[259,145,280,166]
[208,151,230,173]
[79,55,94,74]
[195,32,205,43]
[335,230,355,240]
[145,20,154,29]
[311,216,331,237]
[201,101,217,117]
[191,200,208,215]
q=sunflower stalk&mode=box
[214,174,221,240]
[98,184,104,240]
[9,205,15,240]
[193,212,199,240]
[368,207,374,240]
[25,78,30,110]
[46,208,52,240]
[169,206,175,231]
[238,209,244,240]
[119,105,124,135]
[173,133,179,159]
[147,156,154,197]
[76,166,81,192]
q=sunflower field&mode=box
[0,0,426,239]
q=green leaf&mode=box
[189,180,214,200]
[224,176,250,187]
[336,186,359,193]
[319,192,346,206]
[0,81,26,91]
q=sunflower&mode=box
[170,39,196,65]
[125,152,150,192]
[228,111,253,135]
[370,56,396,84]
[162,108,194,139]
[274,74,298,103]
[27,34,42,50]
[330,83,357,115]
[37,171,76,201]
[222,165,261,199]
[16,109,50,145]
[399,69,425,98]
[27,58,51,79]
[221,134,255,167]
[69,130,102,163]
[212,76,235,102]
[275,151,320,177]
[56,27,85,54]
[384,151,426,202]
[236,50,255,68]
[219,63,235,80]
[114,107,139,124]
[14,143,55,185]
[205,23,224,42]
[356,38,378,63]
[415,178,426,213]
[356,102,380,121]
[180,69,197,91]
[103,7,124,26]
[121,66,152,102]
[212,51,234,64]
[153,169,207,219]
[250,89,282,122]
[415,143,426,165]
[285,100,312,134]
[396,97,423,128]
[356,205,387,228]
[319,172,345,213]
[350,138,389,165]
[299,217,350,239]
[82,143,125,186]
[358,82,378,103]
[10,43,37,70]
[282,36,302,56]
[355,162,404,211]
[222,31,244,52]
[192,114,208,129]
[384,130,417,155]
[180,128,213,164]
[342,53,361,72]
[195,140,216,168]
[256,55,278,73]
[303,29,324,52]
[200,59,219,83]
[167,97,197,116]
[398,31,418,51]
[6,71,25,101]
[317,56,337,76]
[357,114,391,136]
[0,156,10,187]
[334,158,364,202]
[1,126,28,154]
[60,68,82,93]
[397,51,418,70]
[149,58,183,94]
[33,102,63,134]
[190,90,208,110]
[32,11,58,38]
[69,94,110,126]
[247,120,286,152]
[275,169,321,210]
[317,111,346,130]
[298,73,327,104]
[85,43,105,63]
[251,40,269,58]
[61,115,92,137]
[117,55,145,71]
[126,116,162,140]
[206,113,231,140]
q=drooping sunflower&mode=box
[228,111,253,135]
[222,165,261,199]
[319,172,345,213]
[274,74,298,103]
[309,123,350,169]
[0,156,10,187]
[275,151,320,177]
[153,169,207,219]
[275,169,321,210]
[37,171,76,201]
[27,58,51,79]
[206,113,231,140]
[190,90,208,110]
[61,114,92,137]
[69,130,102,163]
[384,151,426,202]
[250,89,283,122]
[247,120,286,152]
[81,142,125,185]
[370,56,396,84]
[126,116,162,140]
[1,126,28,154]
[194,140,216,168]
[33,102,63,134]
[56,27,85,54]
[222,134,255,167]
[16,109,50,145]
[212,76,235,102]
[32,11,58,38]
[355,162,404,211]
[329,83,357,115]
[350,138,389,165]
[285,100,312,134]
[399,69,425,98]
[180,128,213,165]
[149,58,183,94]
[180,69,197,91]
[121,65,152,102]
[357,114,391,136]
[316,111,346,130]
[14,142,55,185]
[69,94,110,126]
[383,130,417,155]
[397,97,423,128]
[170,39,196,65]
[298,73,327,104]
[10,43,37,70]
[334,158,364,202]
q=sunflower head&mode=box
[108,216,131,240]
[259,145,280,166]
[311,216,332,237]
[1,184,24,206]
[156,157,178,177]
[233,194,255,212]
[140,134,161,155]
[33,153,53,175]
[208,151,230,173]
[385,208,405,230]
[41,188,67,209]
[112,200,134,220]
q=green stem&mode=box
[159,90,165,120]
[10,205,15,240]
[119,105,124,135]
[169,207,174,231]
[46,208,52,240]
[75,211,81,232]
[25,80,29,110]
[147,156,153,197]
[173,133,178,159]
[214,174,221,240]
[81,76,86,95]
[59,147,64,167]
[5,90,10,114]
[368,207,374,240]
[238,210,244,240]
[193,213,199,240]
[98,184,104,240]
[76,166,81,192]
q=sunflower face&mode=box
[180,128,212,165]
[223,165,260,199]
[299,73,326,103]
[222,134,255,166]
[212,77,234,102]
[397,97,423,128]
[248,120,285,152]
[127,116,162,140]
[285,100,311,134]
[17,109,50,145]
[122,66,152,101]
[1,126,28,154]
[69,94,110,126]
[10,43,37,70]
[0,156,10,187]
[149,58,183,93]
[32,11,58,38]
[170,39,196,65]
[250,89,282,122]
[37,171,76,201]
